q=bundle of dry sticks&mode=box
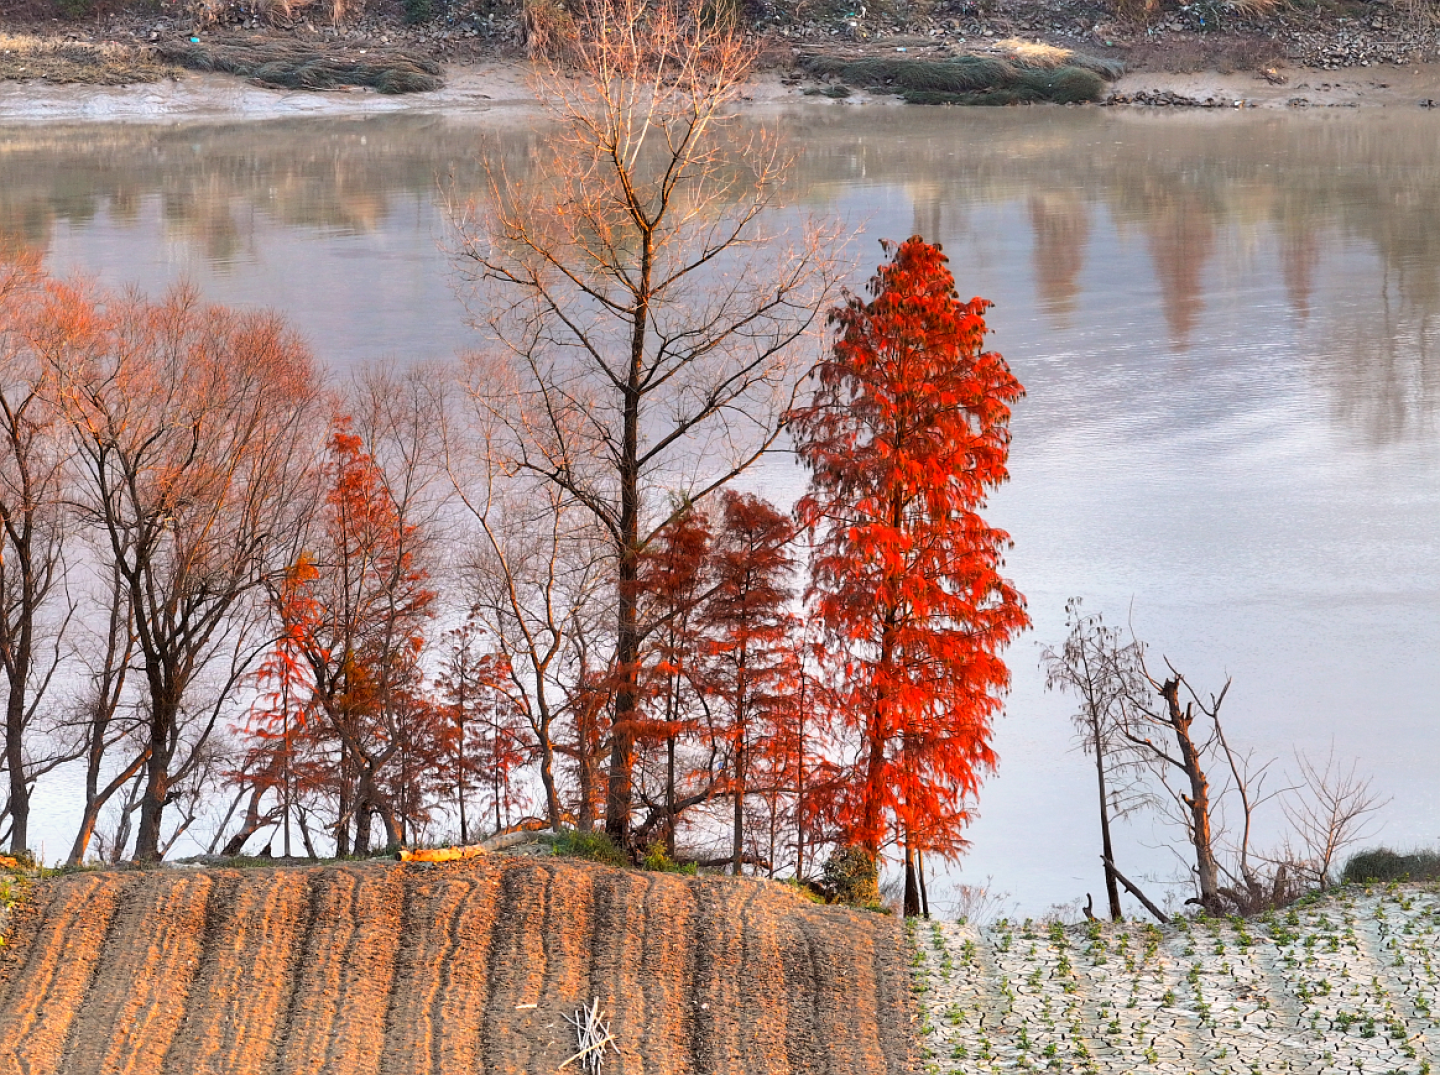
[560,998,616,1073]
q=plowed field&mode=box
[0,858,917,1075]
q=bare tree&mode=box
[452,0,843,844]
[445,389,612,834]
[63,559,147,865]
[1279,746,1389,889]
[0,250,79,854]
[43,281,324,862]
[1041,598,1150,920]
[1048,602,1388,916]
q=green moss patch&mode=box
[798,50,1122,106]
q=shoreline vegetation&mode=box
[2,0,1439,109]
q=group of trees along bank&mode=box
[0,0,1030,916]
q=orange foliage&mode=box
[791,236,1028,861]
[244,417,440,853]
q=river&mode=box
[3,105,1437,915]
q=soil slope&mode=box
[0,857,917,1075]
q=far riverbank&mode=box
[2,54,1439,121]
[3,0,1438,119]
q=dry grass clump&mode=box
[995,39,1126,78]
[156,36,443,93]
[800,50,1122,105]
[995,37,1071,66]
[1220,0,1280,17]
[0,33,178,84]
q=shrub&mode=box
[521,0,577,58]
[551,828,629,868]
[822,846,881,909]
[798,53,1116,106]
[1342,847,1440,885]
[640,842,698,875]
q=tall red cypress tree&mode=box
[790,236,1027,915]
[701,490,800,876]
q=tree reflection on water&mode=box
[1,107,1437,443]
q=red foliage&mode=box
[243,418,439,852]
[632,506,713,850]
[790,236,1028,861]
[700,491,801,873]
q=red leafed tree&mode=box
[790,236,1028,916]
[700,491,801,876]
[634,506,712,855]
[243,418,438,856]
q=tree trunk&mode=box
[1093,718,1123,920]
[732,734,746,876]
[354,801,372,856]
[537,713,562,834]
[665,735,677,857]
[604,512,641,846]
[221,785,273,857]
[903,838,921,918]
[457,727,469,846]
[1159,677,1221,909]
[917,850,930,919]
[68,805,102,867]
[133,691,178,863]
[5,685,28,855]
[604,244,651,851]
[575,694,599,832]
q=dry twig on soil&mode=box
[561,998,617,1072]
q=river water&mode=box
[3,106,1437,914]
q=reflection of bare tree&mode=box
[912,192,943,248]
[1027,191,1090,319]
[161,192,245,265]
[0,116,502,255]
[1317,268,1439,445]
[1279,222,1320,319]
[1142,187,1215,351]
[8,109,1440,443]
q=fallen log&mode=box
[398,844,487,863]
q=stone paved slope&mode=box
[0,858,917,1075]
[912,884,1440,1075]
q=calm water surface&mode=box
[4,107,1438,912]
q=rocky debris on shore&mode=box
[1107,87,1252,105]
[910,883,1440,1075]
[1271,8,1437,69]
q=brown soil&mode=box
[0,858,917,1075]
